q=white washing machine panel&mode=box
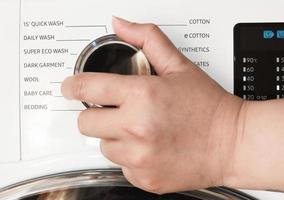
[0,0,284,199]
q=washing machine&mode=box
[0,0,284,199]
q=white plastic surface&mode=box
[243,190,284,200]
[19,0,284,161]
[0,0,20,163]
[0,0,284,199]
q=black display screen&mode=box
[234,23,284,100]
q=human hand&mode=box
[61,17,243,194]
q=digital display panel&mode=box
[234,23,284,100]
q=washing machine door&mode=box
[0,169,255,200]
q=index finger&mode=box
[61,73,130,106]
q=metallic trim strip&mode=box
[0,169,255,200]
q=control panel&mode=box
[234,23,284,100]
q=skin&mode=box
[61,17,284,194]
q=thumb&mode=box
[112,16,191,76]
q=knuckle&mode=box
[134,80,157,101]
[128,122,155,140]
[72,75,87,100]
[128,153,147,168]
[142,83,157,100]
[127,150,153,168]
[138,176,161,194]
[143,23,161,47]
[145,23,160,34]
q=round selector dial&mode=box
[74,34,155,108]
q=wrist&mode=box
[223,100,284,191]
[221,97,247,188]
[208,92,245,188]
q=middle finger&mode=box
[78,107,124,139]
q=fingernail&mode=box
[61,76,75,100]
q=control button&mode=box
[276,30,284,39]
[263,30,274,39]
[75,34,155,108]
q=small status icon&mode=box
[276,30,284,39]
[263,30,274,39]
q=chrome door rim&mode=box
[0,169,256,200]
